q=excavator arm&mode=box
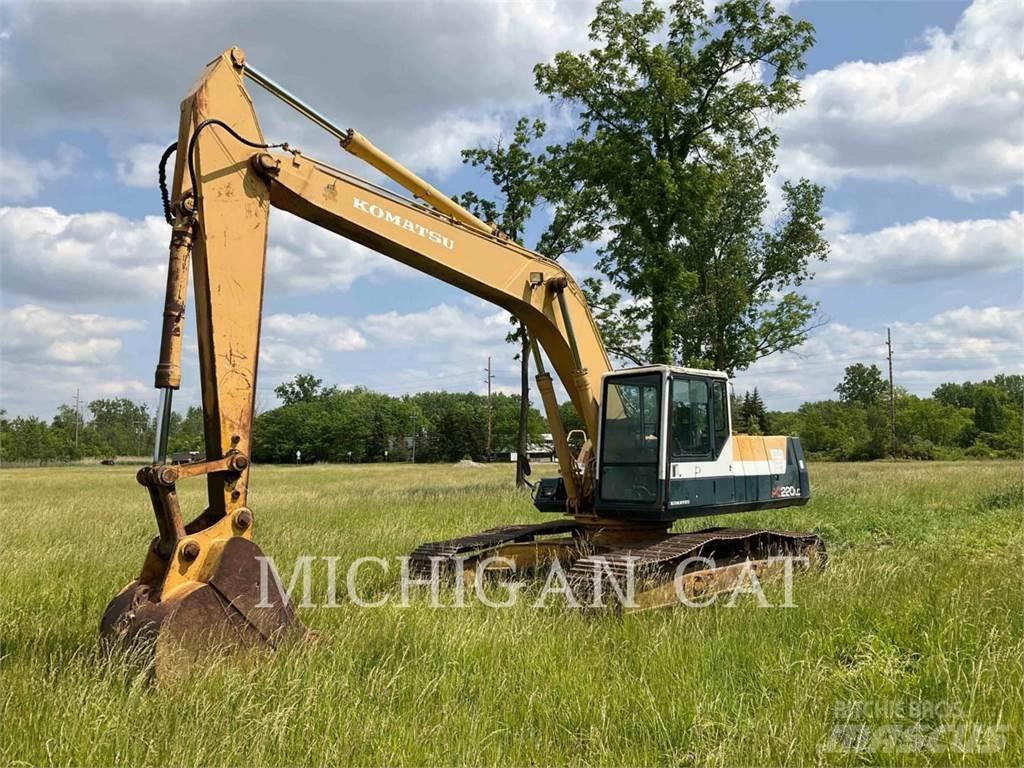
[101,48,612,668]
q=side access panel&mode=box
[734,435,810,506]
[616,435,810,521]
[791,437,811,500]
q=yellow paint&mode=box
[732,435,788,464]
[161,511,253,597]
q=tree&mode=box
[934,375,1023,411]
[50,404,83,459]
[535,0,827,370]
[991,374,1024,406]
[558,401,585,433]
[168,406,204,454]
[747,388,768,434]
[973,386,1004,434]
[794,400,873,460]
[460,117,601,486]
[274,373,334,406]
[0,414,59,463]
[932,381,976,410]
[87,398,153,457]
[736,389,767,434]
[894,394,972,458]
[835,363,887,407]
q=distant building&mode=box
[496,434,556,463]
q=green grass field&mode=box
[1,461,1021,766]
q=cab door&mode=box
[596,373,665,513]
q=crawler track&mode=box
[569,527,826,606]
[411,522,824,591]
[408,519,584,577]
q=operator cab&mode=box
[534,365,810,521]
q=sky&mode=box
[0,0,1021,420]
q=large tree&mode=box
[536,0,828,370]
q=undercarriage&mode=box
[409,520,826,610]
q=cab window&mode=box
[671,378,711,459]
[711,379,729,457]
[602,378,661,464]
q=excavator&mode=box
[101,48,824,670]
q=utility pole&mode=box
[410,411,417,463]
[73,387,81,450]
[887,327,896,458]
[484,356,493,461]
[133,418,147,457]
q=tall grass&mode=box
[1,461,1021,766]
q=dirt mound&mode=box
[453,459,485,468]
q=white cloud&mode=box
[260,312,368,373]
[0,304,143,366]
[0,206,168,303]
[264,214,410,295]
[923,305,1022,346]
[247,302,519,399]
[357,303,520,395]
[249,303,516,400]
[2,1,592,175]
[361,303,509,347]
[263,314,367,352]
[0,205,413,306]
[823,212,1024,283]
[0,145,79,202]
[0,304,148,415]
[116,143,168,188]
[779,0,1024,198]
[735,304,1024,409]
[402,114,504,177]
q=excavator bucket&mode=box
[100,537,303,681]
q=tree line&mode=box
[3,370,1017,465]
[0,373,546,465]
[768,367,1022,461]
[254,375,546,464]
